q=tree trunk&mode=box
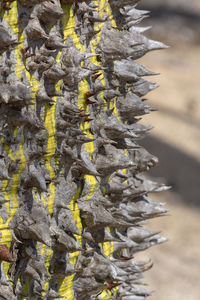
[0,0,167,299]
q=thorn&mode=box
[24,46,29,52]
[20,47,34,59]
[107,283,120,290]
[11,230,22,244]
[0,244,15,263]
[24,52,34,59]
[61,0,90,4]
[83,118,93,123]
[120,256,132,261]
[85,91,95,100]
[20,48,25,55]
[140,261,153,272]
[85,99,97,105]
[2,4,11,10]
[91,72,101,82]
[79,112,90,118]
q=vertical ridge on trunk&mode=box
[0,0,168,299]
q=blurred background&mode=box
[136,0,200,299]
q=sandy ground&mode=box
[136,47,200,300]
[137,192,200,300]
[133,1,200,299]
[140,46,200,161]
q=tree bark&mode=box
[0,0,167,299]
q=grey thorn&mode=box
[25,17,49,40]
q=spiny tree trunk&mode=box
[0,0,168,299]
